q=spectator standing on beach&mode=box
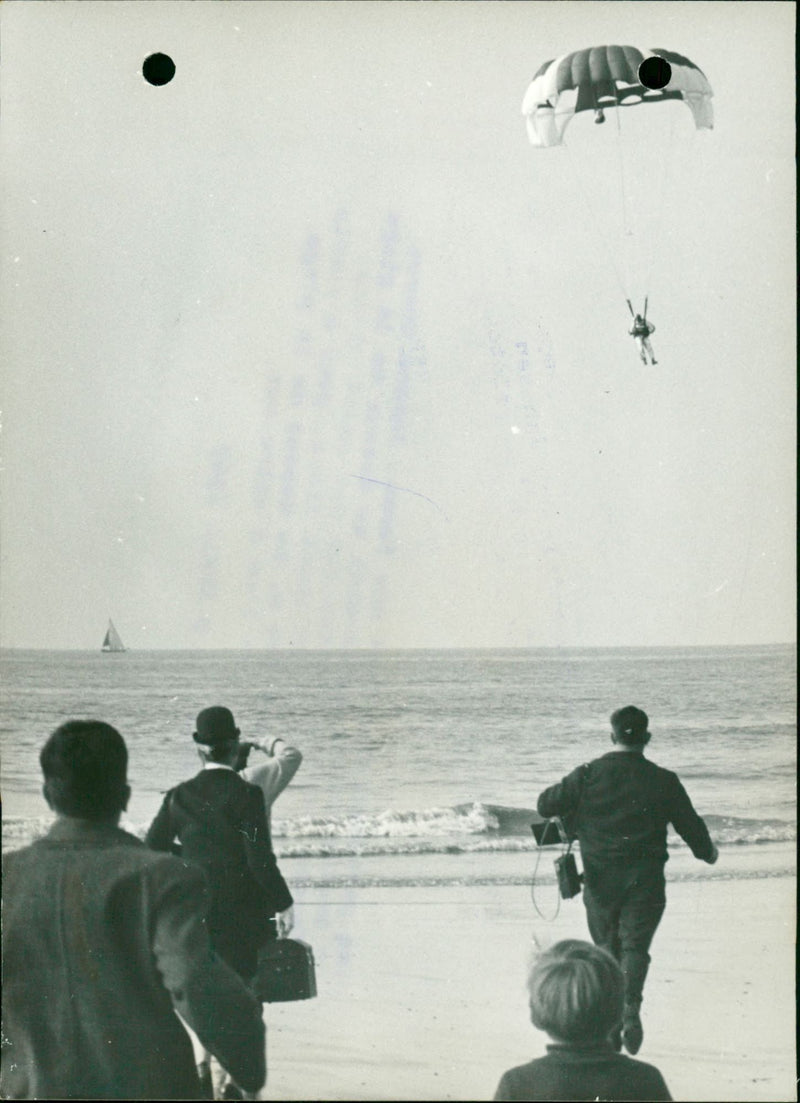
[145,706,295,978]
[145,707,294,1097]
[1,720,265,1101]
[537,706,718,1056]
[494,940,672,1101]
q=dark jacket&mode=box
[1,819,265,1100]
[494,1043,672,1101]
[145,767,293,977]
[538,750,715,874]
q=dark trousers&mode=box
[210,901,277,981]
[582,860,666,1008]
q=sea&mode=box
[1,645,796,891]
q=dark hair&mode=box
[203,739,240,765]
[528,940,623,1043]
[610,705,649,745]
[40,720,128,820]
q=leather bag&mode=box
[253,938,317,1003]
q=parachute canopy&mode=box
[522,45,713,147]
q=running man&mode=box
[537,706,718,1056]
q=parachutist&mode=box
[629,313,657,365]
[594,108,605,124]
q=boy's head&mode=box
[41,720,130,821]
[527,940,623,1044]
[610,705,650,747]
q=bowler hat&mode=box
[193,706,240,745]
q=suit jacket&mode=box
[1,819,266,1100]
[145,768,293,977]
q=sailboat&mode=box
[101,619,126,653]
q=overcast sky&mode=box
[1,1,795,650]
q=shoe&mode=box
[622,1006,643,1055]
[222,1084,244,1101]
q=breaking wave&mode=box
[4,803,794,858]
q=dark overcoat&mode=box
[145,767,293,978]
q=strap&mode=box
[536,764,589,852]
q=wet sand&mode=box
[256,863,796,1101]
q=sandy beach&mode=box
[258,857,796,1102]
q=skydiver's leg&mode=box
[643,337,657,364]
[635,337,647,364]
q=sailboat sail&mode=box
[101,619,126,652]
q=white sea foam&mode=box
[6,803,793,859]
[275,802,500,839]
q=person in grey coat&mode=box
[1,719,266,1101]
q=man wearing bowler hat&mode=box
[146,706,294,980]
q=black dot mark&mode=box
[142,53,175,87]
[638,56,671,90]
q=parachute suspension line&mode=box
[641,108,679,300]
[614,101,630,237]
[613,101,634,296]
[563,140,630,303]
